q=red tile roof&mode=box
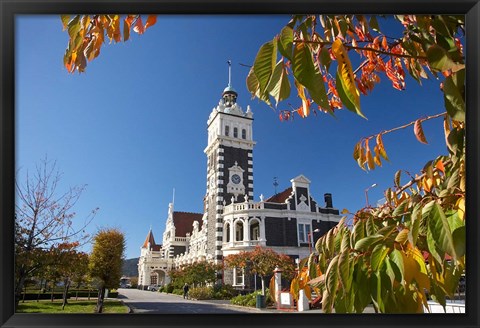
[142,230,160,250]
[173,211,203,237]
[265,187,293,203]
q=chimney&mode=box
[324,193,333,208]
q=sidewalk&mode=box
[190,297,377,314]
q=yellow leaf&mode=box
[376,133,389,161]
[295,80,310,118]
[366,149,375,170]
[456,198,465,220]
[341,208,349,214]
[331,39,361,114]
[374,145,382,167]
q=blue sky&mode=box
[16,15,448,259]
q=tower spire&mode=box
[222,60,237,107]
[227,60,232,87]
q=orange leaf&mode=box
[435,160,445,174]
[414,119,428,144]
[145,15,157,30]
[133,16,145,34]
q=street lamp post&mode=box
[308,228,320,253]
[365,183,377,207]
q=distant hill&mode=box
[122,258,139,277]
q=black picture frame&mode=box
[1,1,479,328]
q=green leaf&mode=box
[427,201,457,261]
[340,229,351,253]
[292,42,330,110]
[351,219,365,247]
[443,75,465,122]
[252,40,277,95]
[354,234,383,252]
[67,15,81,39]
[409,203,422,244]
[389,249,404,283]
[319,46,331,70]
[307,253,318,279]
[369,15,380,32]
[277,26,293,60]
[325,254,339,295]
[338,250,351,292]
[393,170,401,188]
[365,217,377,236]
[353,259,371,313]
[452,226,466,258]
[335,70,366,119]
[426,44,465,73]
[246,68,271,106]
[266,60,291,106]
[61,15,71,30]
[392,198,409,217]
[371,244,389,272]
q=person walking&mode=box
[183,283,190,299]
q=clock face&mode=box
[231,174,241,184]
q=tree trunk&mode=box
[14,271,27,309]
[62,279,70,310]
[261,276,265,296]
[95,286,105,313]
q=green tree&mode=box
[169,261,221,288]
[246,15,465,313]
[15,158,97,309]
[224,246,295,296]
[89,228,125,313]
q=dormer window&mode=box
[234,127,238,138]
[225,125,230,136]
[242,129,246,139]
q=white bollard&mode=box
[297,289,310,312]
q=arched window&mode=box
[233,127,238,138]
[242,129,246,139]
[225,125,230,136]
[250,220,260,241]
[225,223,231,242]
[235,221,243,241]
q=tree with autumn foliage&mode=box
[14,158,97,310]
[89,228,125,313]
[61,14,157,73]
[246,15,466,313]
[61,14,466,312]
[224,246,295,296]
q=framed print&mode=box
[1,1,479,328]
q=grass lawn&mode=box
[17,299,130,314]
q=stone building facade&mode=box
[138,73,342,290]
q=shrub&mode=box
[230,289,273,307]
[158,286,164,293]
[165,284,174,293]
[189,287,214,300]
[212,284,238,300]
[172,289,184,295]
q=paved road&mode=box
[117,288,260,314]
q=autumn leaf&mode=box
[414,119,428,144]
[133,16,145,34]
[332,39,364,118]
[145,15,157,30]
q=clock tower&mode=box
[204,62,255,264]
